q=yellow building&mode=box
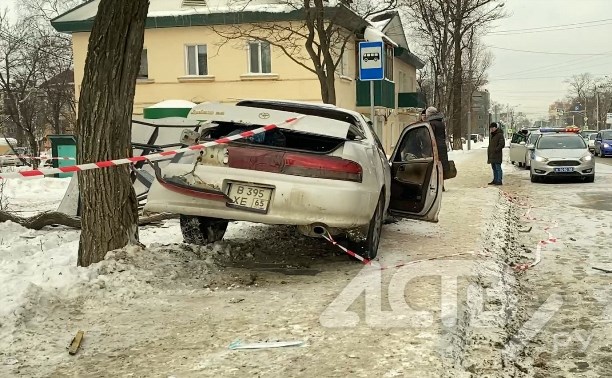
[52,0,426,152]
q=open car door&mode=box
[388,122,443,222]
[509,132,527,164]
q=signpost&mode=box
[358,41,384,137]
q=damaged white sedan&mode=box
[144,100,443,259]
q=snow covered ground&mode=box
[0,149,504,377]
[1,145,609,376]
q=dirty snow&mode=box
[0,149,505,377]
[1,147,610,376]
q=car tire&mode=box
[530,173,539,183]
[585,175,595,183]
[180,215,229,245]
[348,192,385,260]
[511,161,515,165]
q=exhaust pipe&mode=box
[297,223,330,238]
[313,225,327,236]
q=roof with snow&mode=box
[368,11,424,69]
[51,0,424,69]
[51,0,367,34]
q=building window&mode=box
[384,44,393,81]
[138,49,148,79]
[248,41,271,74]
[339,50,349,77]
[398,71,406,91]
[186,45,208,76]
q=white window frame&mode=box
[247,41,271,74]
[137,48,148,79]
[384,44,394,82]
[339,50,349,77]
[398,71,406,91]
[184,44,209,76]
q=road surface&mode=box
[594,156,612,166]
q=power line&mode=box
[490,18,612,33]
[487,46,609,56]
[488,19,612,36]
[492,51,612,79]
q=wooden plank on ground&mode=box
[68,330,84,355]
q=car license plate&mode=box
[227,183,273,213]
[554,167,574,173]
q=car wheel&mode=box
[530,172,539,183]
[511,161,515,165]
[180,215,229,245]
[348,192,385,260]
[585,175,595,183]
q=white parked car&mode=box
[144,100,443,259]
[509,130,538,168]
[0,154,22,167]
[530,133,595,183]
[586,133,597,153]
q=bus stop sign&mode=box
[359,41,384,81]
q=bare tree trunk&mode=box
[26,131,39,167]
[319,73,337,105]
[450,3,464,150]
[76,0,148,267]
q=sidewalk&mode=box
[2,148,516,378]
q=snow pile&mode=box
[147,99,196,109]
[2,177,71,215]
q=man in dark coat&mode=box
[426,107,450,180]
[487,122,505,185]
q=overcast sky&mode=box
[483,0,612,120]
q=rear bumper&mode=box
[144,163,378,228]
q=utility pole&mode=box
[467,27,474,151]
[595,84,600,130]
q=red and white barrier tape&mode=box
[0,117,302,180]
[321,231,476,270]
[513,213,558,272]
[15,156,75,161]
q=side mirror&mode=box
[519,141,526,145]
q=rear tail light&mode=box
[227,147,362,182]
[283,153,362,182]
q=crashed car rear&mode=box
[144,100,443,258]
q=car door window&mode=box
[527,133,539,145]
[396,126,433,162]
